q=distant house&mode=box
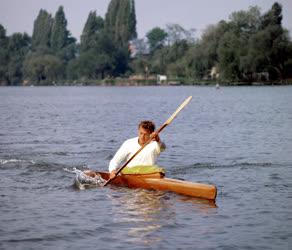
[22,79,30,86]
[210,66,220,79]
[157,74,167,84]
[128,39,149,58]
[128,42,137,58]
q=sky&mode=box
[0,0,291,40]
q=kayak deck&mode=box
[92,171,217,200]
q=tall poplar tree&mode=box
[105,0,137,48]
[31,9,53,50]
[80,11,104,52]
[104,0,119,36]
[129,0,137,40]
[50,6,69,51]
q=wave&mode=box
[191,162,275,169]
[169,161,287,175]
[0,158,89,173]
[0,159,36,165]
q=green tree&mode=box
[23,54,64,84]
[260,2,282,29]
[104,0,119,35]
[193,3,291,82]
[7,33,31,84]
[80,11,104,52]
[31,9,53,50]
[148,46,168,74]
[146,27,168,53]
[217,31,242,81]
[71,30,128,79]
[0,24,9,84]
[247,26,290,80]
[184,43,209,79]
[72,52,113,80]
[105,0,137,48]
[51,6,77,64]
[207,7,262,81]
[283,41,292,78]
[244,2,290,80]
[79,2,136,79]
[129,0,137,40]
[201,21,229,68]
[50,6,69,52]
[129,56,149,75]
[181,21,229,80]
[229,6,261,34]
[166,40,189,77]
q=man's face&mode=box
[138,126,151,145]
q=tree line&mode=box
[0,1,291,85]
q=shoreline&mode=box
[1,81,292,87]
[2,76,292,87]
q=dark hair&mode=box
[138,120,155,133]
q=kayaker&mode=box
[109,120,166,178]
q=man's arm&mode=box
[108,141,128,173]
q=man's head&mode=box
[138,120,155,145]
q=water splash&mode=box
[64,167,106,189]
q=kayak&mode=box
[78,171,217,201]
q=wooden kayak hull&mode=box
[95,171,217,200]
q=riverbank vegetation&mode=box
[0,0,291,86]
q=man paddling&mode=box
[109,120,166,178]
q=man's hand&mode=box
[109,170,117,179]
[151,132,166,151]
[151,132,161,142]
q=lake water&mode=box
[0,86,291,250]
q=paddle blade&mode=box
[165,96,192,125]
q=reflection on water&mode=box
[108,188,171,245]
[179,196,218,211]
[107,187,217,245]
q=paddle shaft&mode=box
[103,96,192,186]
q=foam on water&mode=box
[64,167,106,189]
[0,159,36,165]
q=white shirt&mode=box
[108,137,165,172]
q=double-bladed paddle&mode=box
[103,96,192,186]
